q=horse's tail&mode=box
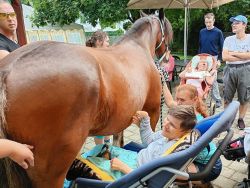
[0,70,32,188]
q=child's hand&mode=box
[132,111,148,126]
[9,142,34,169]
[110,158,124,171]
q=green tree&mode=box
[22,0,249,54]
[23,0,139,28]
[165,0,250,54]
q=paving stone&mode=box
[230,171,248,182]
[220,156,233,167]
[228,161,248,174]
[220,166,236,178]
[212,175,237,188]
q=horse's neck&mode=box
[118,22,159,57]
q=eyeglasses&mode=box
[0,12,16,19]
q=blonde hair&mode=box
[176,84,208,118]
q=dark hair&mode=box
[85,30,108,48]
[168,105,197,131]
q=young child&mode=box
[179,55,216,98]
[0,139,34,169]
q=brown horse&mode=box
[0,13,172,188]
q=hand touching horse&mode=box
[0,13,172,188]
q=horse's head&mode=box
[155,9,173,65]
[141,9,173,65]
[116,10,172,66]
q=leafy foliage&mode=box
[165,0,250,54]
[23,0,140,28]
[22,0,250,53]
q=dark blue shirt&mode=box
[199,27,224,60]
[0,33,20,52]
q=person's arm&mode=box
[0,139,34,169]
[0,50,9,60]
[110,158,133,174]
[222,34,250,61]
[218,30,224,61]
[229,51,250,60]
[222,48,242,62]
[160,69,177,107]
[162,83,177,108]
[133,111,163,146]
[139,117,163,146]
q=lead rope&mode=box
[155,61,169,129]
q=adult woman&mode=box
[86,30,111,145]
[85,30,109,48]
[163,83,208,120]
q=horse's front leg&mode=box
[113,131,124,147]
[146,108,160,131]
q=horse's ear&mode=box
[159,8,165,21]
[140,10,148,17]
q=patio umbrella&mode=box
[127,0,235,61]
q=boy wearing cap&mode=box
[222,15,250,130]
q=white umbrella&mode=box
[127,0,235,61]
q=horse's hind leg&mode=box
[29,124,89,188]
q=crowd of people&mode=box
[0,0,249,187]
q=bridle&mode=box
[154,17,169,65]
[153,16,171,128]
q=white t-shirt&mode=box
[185,71,211,79]
[223,34,250,65]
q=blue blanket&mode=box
[82,144,138,180]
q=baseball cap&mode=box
[229,15,248,24]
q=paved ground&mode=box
[81,80,249,188]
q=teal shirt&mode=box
[195,114,217,164]
[196,114,204,122]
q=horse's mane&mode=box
[116,17,151,44]
[115,15,173,46]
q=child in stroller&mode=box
[223,128,250,188]
[179,54,217,99]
